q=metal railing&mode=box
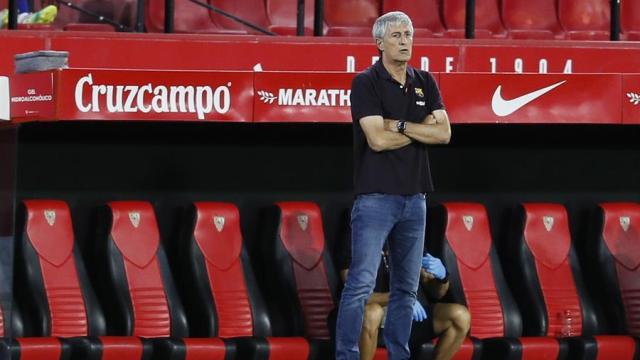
[5,0,625,41]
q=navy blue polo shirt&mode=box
[350,60,444,195]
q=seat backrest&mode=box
[266,0,319,35]
[429,202,522,339]
[506,203,598,337]
[95,201,188,338]
[442,0,505,35]
[622,0,640,33]
[501,0,562,32]
[262,202,338,339]
[179,202,271,338]
[382,0,445,34]
[324,0,380,28]
[14,200,105,337]
[208,0,269,33]
[146,0,225,33]
[558,0,609,32]
[588,203,640,336]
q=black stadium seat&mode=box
[177,201,317,359]
[429,202,564,360]
[94,201,230,360]
[587,203,640,337]
[506,203,639,359]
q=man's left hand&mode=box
[421,253,446,280]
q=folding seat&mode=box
[506,203,639,359]
[441,0,507,39]
[324,0,380,37]
[501,0,565,40]
[621,1,640,41]
[265,0,326,36]
[585,203,640,336]
[8,199,151,360]
[558,0,610,41]
[428,202,566,360]
[93,201,232,360]
[146,0,246,34]
[382,0,445,38]
[207,0,269,35]
[178,201,321,359]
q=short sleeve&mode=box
[350,73,384,122]
[424,72,445,112]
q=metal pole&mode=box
[164,0,174,33]
[136,0,145,32]
[313,0,323,36]
[296,0,304,36]
[610,0,620,41]
[465,0,475,39]
[8,0,17,30]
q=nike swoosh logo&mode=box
[492,80,566,117]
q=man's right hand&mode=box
[412,300,428,322]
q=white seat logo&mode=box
[543,216,554,232]
[44,210,56,226]
[620,216,631,232]
[492,80,566,117]
[462,216,474,231]
[297,214,309,231]
[213,216,225,232]
[129,212,141,228]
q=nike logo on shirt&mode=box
[491,80,566,117]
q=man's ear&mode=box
[376,38,384,52]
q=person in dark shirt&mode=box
[335,10,451,360]
[336,239,470,360]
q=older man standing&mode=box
[335,11,451,360]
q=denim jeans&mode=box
[335,193,427,360]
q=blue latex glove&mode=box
[412,300,428,322]
[421,253,447,280]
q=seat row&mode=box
[1,199,640,360]
[3,0,640,40]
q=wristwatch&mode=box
[396,120,407,134]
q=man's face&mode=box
[378,23,413,63]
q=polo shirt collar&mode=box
[374,60,416,84]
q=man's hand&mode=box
[412,300,428,322]
[421,253,447,280]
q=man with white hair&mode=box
[335,11,451,360]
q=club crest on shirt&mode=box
[620,216,630,232]
[543,216,554,231]
[415,88,424,98]
[213,216,225,232]
[297,214,309,231]
[129,212,141,228]
[44,210,56,226]
[462,215,474,231]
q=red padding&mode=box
[108,201,171,337]
[266,337,309,360]
[193,202,253,338]
[24,200,88,337]
[443,203,504,339]
[99,336,143,360]
[522,204,582,337]
[594,335,637,360]
[184,338,226,360]
[372,348,387,360]
[16,337,62,360]
[520,336,560,360]
[277,202,334,339]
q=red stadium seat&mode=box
[587,203,640,336]
[429,202,566,359]
[442,0,507,39]
[63,23,116,32]
[382,0,445,38]
[324,0,380,37]
[208,0,269,35]
[266,0,326,36]
[621,0,640,41]
[501,0,565,39]
[178,202,321,359]
[95,201,233,359]
[146,0,246,34]
[558,0,610,40]
[506,203,639,359]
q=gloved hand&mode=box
[421,253,447,280]
[412,300,428,322]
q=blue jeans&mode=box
[335,193,427,360]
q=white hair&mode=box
[372,11,414,40]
